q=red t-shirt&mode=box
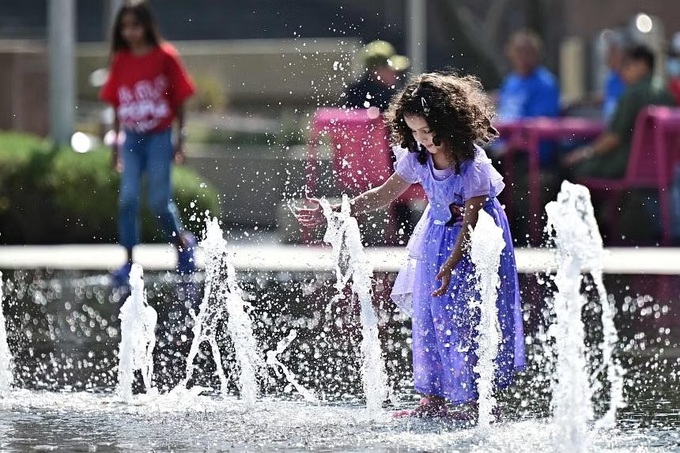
[100,42,195,133]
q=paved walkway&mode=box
[1,244,679,274]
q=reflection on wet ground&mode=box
[0,390,678,452]
[0,269,678,451]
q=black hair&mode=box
[110,0,162,56]
[385,72,498,173]
[625,44,655,71]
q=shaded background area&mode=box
[4,0,679,91]
[0,0,679,238]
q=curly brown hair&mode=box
[385,72,498,172]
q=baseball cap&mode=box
[362,40,410,71]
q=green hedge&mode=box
[0,132,220,245]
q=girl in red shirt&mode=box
[100,1,197,286]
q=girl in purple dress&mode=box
[296,72,525,418]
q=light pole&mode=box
[105,0,123,39]
[48,0,76,147]
[406,0,426,74]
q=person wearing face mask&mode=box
[667,32,680,104]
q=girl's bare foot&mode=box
[393,396,449,418]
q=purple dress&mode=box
[391,146,525,404]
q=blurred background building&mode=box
[1,0,679,129]
[0,0,679,231]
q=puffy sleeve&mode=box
[162,43,196,109]
[463,156,505,200]
[392,146,421,184]
[99,53,120,107]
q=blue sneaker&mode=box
[111,262,132,288]
[177,231,197,275]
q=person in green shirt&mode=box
[562,44,676,178]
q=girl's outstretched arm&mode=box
[432,195,487,296]
[294,172,412,228]
[349,172,412,215]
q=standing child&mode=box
[100,0,197,286]
[296,72,525,418]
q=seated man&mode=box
[562,44,676,179]
[342,40,410,111]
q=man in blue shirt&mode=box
[496,30,561,167]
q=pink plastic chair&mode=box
[306,107,393,195]
[304,107,425,243]
[575,106,680,245]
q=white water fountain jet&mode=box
[545,180,626,451]
[180,218,264,404]
[266,329,318,402]
[0,272,13,392]
[116,264,157,403]
[592,268,626,429]
[559,186,625,429]
[468,211,505,431]
[320,196,389,413]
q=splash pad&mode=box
[0,183,677,451]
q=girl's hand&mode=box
[174,143,186,165]
[292,198,327,228]
[432,196,485,297]
[111,146,122,173]
[432,261,454,297]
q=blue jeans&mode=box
[119,128,183,249]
